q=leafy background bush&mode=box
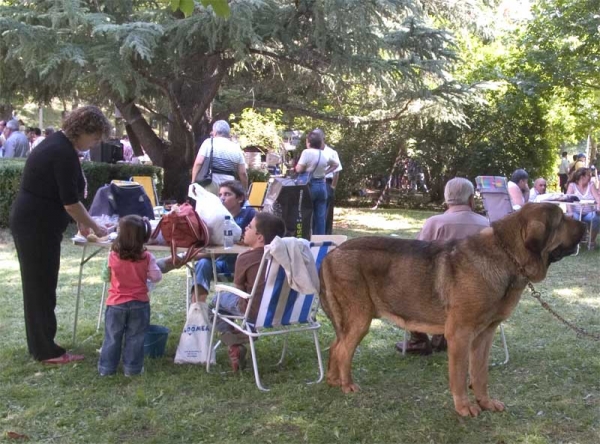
[0,160,163,228]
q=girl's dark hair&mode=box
[62,105,111,142]
[111,215,151,261]
[219,180,246,200]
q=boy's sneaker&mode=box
[227,345,247,373]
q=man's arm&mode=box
[331,171,340,188]
[191,155,205,182]
[237,163,248,190]
[508,182,525,208]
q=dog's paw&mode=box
[454,397,482,417]
[477,397,505,412]
[341,382,361,393]
[326,376,341,387]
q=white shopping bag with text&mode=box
[174,302,216,365]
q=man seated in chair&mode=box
[507,169,530,210]
[212,212,286,372]
[396,177,489,355]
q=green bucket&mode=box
[144,324,170,358]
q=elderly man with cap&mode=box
[191,120,248,194]
[396,177,490,355]
[3,119,30,158]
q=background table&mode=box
[71,239,248,345]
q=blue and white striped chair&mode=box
[207,239,340,391]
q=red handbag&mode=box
[151,203,209,267]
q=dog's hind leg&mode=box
[469,323,505,413]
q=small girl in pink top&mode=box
[98,215,162,376]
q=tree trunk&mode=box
[0,103,12,121]
[372,140,406,209]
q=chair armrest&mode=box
[215,284,251,300]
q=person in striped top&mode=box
[191,120,248,194]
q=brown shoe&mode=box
[431,334,447,352]
[395,332,432,356]
[227,345,247,372]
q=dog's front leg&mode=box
[447,327,481,417]
[469,323,505,413]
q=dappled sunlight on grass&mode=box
[335,207,437,238]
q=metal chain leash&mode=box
[495,234,600,341]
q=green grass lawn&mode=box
[1,208,599,443]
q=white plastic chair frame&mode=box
[207,240,338,391]
[567,201,597,254]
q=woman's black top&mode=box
[10,131,85,233]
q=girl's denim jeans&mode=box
[98,300,150,375]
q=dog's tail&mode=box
[319,253,343,334]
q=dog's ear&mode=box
[523,219,552,254]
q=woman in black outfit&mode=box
[10,106,111,364]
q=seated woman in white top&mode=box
[507,169,530,210]
[566,167,600,248]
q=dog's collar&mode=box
[493,232,532,282]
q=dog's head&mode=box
[493,203,585,282]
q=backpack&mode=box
[151,203,210,267]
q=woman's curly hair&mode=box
[569,167,590,184]
[62,105,111,141]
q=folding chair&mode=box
[566,200,597,253]
[247,182,269,210]
[131,175,159,207]
[207,240,339,390]
[475,176,514,223]
[310,234,348,245]
[470,175,511,364]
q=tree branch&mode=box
[190,57,236,127]
[216,99,414,126]
[115,99,166,165]
[247,48,335,78]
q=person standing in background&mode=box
[3,119,29,158]
[558,151,569,193]
[295,130,339,235]
[10,105,111,364]
[120,134,133,162]
[30,128,45,151]
[313,128,342,235]
[0,120,6,157]
[191,120,248,194]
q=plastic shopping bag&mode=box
[188,183,241,245]
[174,302,216,365]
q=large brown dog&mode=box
[319,203,585,417]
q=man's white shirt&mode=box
[323,145,342,179]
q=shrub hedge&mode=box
[0,159,163,228]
